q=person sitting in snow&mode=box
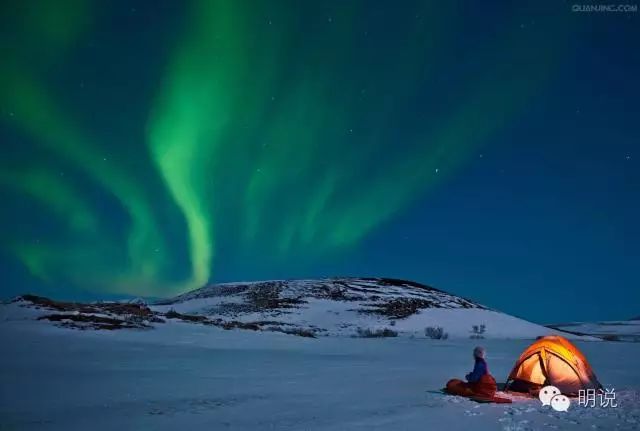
[466,346,490,384]
[445,346,498,398]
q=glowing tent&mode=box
[505,335,602,395]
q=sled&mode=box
[468,394,512,404]
[430,389,513,404]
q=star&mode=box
[435,168,439,173]
[626,155,632,160]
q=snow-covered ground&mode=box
[1,315,638,431]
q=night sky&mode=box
[1,1,638,323]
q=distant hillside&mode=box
[547,319,640,342]
[2,277,593,339]
[151,277,582,339]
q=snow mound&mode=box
[152,277,584,339]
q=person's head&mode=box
[473,346,485,359]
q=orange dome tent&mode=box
[505,335,602,396]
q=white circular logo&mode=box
[539,385,561,406]
[550,394,571,412]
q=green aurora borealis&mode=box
[1,1,570,297]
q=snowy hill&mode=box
[151,277,581,339]
[547,319,640,342]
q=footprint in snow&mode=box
[498,418,534,431]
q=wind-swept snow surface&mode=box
[0,316,638,431]
[548,320,640,342]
